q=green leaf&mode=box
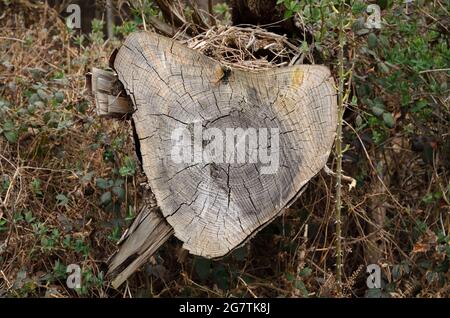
[24,211,35,223]
[31,178,43,196]
[372,106,385,116]
[95,178,112,190]
[37,89,49,101]
[355,114,363,127]
[114,178,125,187]
[54,91,65,103]
[378,62,390,73]
[112,186,125,201]
[108,225,121,242]
[285,272,295,282]
[299,267,312,277]
[125,205,135,222]
[382,112,395,128]
[81,171,95,184]
[3,130,18,143]
[2,120,15,131]
[411,100,428,113]
[0,218,7,233]
[119,156,136,177]
[294,280,309,297]
[56,194,69,206]
[28,93,41,104]
[367,33,378,49]
[356,28,370,36]
[100,191,112,205]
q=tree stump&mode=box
[90,31,337,287]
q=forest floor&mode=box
[0,1,449,297]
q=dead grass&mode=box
[180,25,309,70]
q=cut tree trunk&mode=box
[89,31,337,287]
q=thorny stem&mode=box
[335,0,348,295]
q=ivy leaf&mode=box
[382,112,395,128]
[367,33,378,49]
[2,120,15,131]
[96,178,112,190]
[4,130,18,143]
[372,106,384,116]
[54,91,65,103]
[100,191,112,205]
[112,186,125,202]
[81,171,95,184]
[56,194,69,206]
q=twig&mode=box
[207,0,214,26]
[106,0,114,39]
[139,0,148,31]
[0,36,26,43]
[323,166,356,191]
[238,276,258,298]
[419,68,450,74]
[0,270,12,290]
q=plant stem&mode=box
[335,0,346,295]
[106,0,114,39]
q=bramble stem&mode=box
[335,0,347,295]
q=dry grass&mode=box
[0,3,136,297]
[179,25,308,70]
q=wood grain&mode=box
[113,31,337,258]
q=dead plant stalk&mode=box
[334,1,351,295]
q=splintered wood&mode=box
[112,32,337,258]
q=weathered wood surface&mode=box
[87,68,133,117]
[108,204,174,288]
[111,31,337,259]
